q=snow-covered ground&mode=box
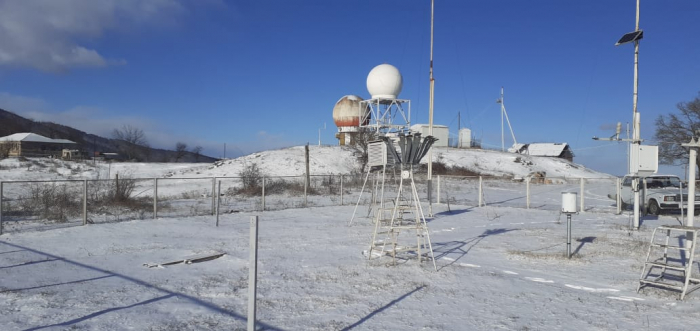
[2,205,700,330]
[3,146,699,330]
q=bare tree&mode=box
[654,93,700,174]
[175,142,188,162]
[191,145,203,162]
[349,129,378,173]
[112,124,148,160]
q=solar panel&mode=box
[616,30,643,46]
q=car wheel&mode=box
[648,200,660,216]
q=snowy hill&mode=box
[165,145,613,179]
[0,145,613,180]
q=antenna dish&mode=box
[366,64,403,99]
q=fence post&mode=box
[0,181,3,235]
[304,175,308,207]
[216,181,221,226]
[83,179,88,225]
[616,177,622,214]
[340,175,344,206]
[579,178,585,212]
[153,178,158,219]
[262,177,266,212]
[437,175,441,204]
[211,177,216,215]
[526,177,530,209]
[248,216,259,331]
[478,176,483,207]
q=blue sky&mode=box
[0,0,698,176]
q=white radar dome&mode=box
[366,64,403,99]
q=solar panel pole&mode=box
[631,0,642,230]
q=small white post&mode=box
[211,177,216,215]
[261,177,266,212]
[567,214,572,258]
[633,178,641,229]
[526,177,530,209]
[437,175,441,204]
[340,175,344,205]
[688,148,697,228]
[153,178,158,219]
[0,181,3,235]
[304,175,308,207]
[579,178,585,212]
[478,176,483,207]
[682,134,700,250]
[248,216,259,331]
[216,181,221,227]
[616,178,622,214]
[83,179,88,225]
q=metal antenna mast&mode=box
[427,0,435,216]
[497,87,517,151]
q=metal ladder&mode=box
[637,225,700,300]
[368,172,436,271]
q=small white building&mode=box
[410,124,448,147]
[458,128,472,148]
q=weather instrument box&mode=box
[367,140,398,167]
[629,145,658,176]
[561,192,578,214]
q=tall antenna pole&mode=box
[500,87,505,152]
[632,0,640,142]
[631,0,642,229]
[427,0,435,216]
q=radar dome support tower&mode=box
[360,64,411,134]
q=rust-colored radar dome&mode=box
[333,95,368,127]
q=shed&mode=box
[410,124,448,147]
[509,143,574,162]
[0,133,77,158]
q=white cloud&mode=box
[0,0,186,72]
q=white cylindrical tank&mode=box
[366,64,403,99]
[561,192,578,214]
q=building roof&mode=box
[0,133,76,144]
[510,143,570,157]
[410,124,449,132]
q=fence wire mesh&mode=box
[0,174,621,234]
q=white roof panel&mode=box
[523,143,568,157]
[0,133,75,144]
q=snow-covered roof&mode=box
[526,143,569,156]
[511,143,570,157]
[0,133,76,144]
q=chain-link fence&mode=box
[0,174,621,235]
